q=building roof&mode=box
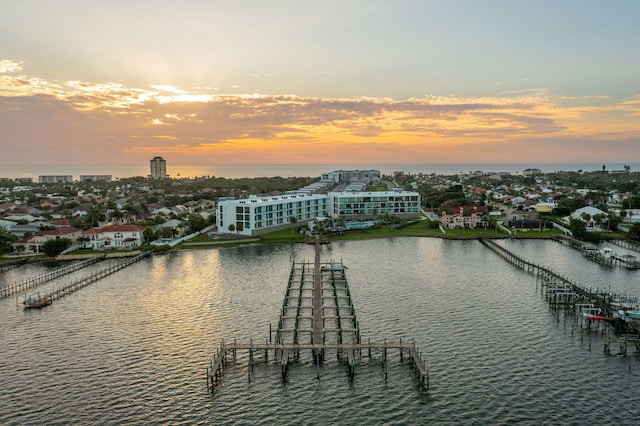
[100,224,144,232]
[37,227,82,236]
[51,218,74,227]
[82,224,144,235]
[573,206,607,217]
[82,228,102,235]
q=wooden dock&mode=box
[207,340,428,388]
[553,235,639,269]
[479,237,640,343]
[208,241,429,392]
[1,256,106,299]
[21,252,149,309]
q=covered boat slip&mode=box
[207,242,429,391]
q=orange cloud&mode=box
[1,60,640,166]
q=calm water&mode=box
[1,239,639,425]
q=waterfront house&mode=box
[17,227,83,254]
[567,206,608,231]
[82,224,145,250]
[440,206,488,229]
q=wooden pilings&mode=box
[553,235,640,269]
[206,342,429,392]
[480,237,640,354]
[21,253,148,309]
[1,256,105,299]
[208,241,429,393]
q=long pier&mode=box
[208,241,429,392]
[479,237,640,338]
[22,252,149,309]
[1,256,106,299]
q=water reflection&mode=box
[0,238,638,425]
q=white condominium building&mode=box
[217,193,328,236]
[328,191,421,218]
[217,190,421,236]
[38,175,73,184]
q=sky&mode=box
[1,0,639,168]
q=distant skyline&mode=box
[1,0,639,168]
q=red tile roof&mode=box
[82,225,144,235]
[100,225,144,232]
[37,227,82,236]
[82,229,102,235]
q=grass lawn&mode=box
[176,219,591,249]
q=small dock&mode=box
[553,235,639,269]
[610,238,640,253]
[208,241,429,392]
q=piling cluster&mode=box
[480,237,640,356]
[207,242,429,393]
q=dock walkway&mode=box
[22,252,148,309]
[1,256,106,299]
[208,241,429,392]
[479,237,640,337]
[553,235,639,269]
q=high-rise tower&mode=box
[149,156,168,180]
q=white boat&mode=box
[600,248,616,259]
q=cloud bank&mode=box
[1,60,639,166]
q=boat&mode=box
[22,292,40,305]
[585,314,607,321]
[600,247,616,259]
[581,307,605,320]
[321,262,347,272]
[624,311,640,320]
[22,292,52,309]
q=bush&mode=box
[42,238,72,257]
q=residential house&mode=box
[82,224,145,250]
[568,206,608,230]
[0,219,17,231]
[440,206,488,229]
[0,202,17,213]
[18,227,83,254]
[50,218,74,228]
[508,211,553,230]
[72,204,92,218]
[535,202,557,213]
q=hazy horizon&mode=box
[3,161,639,180]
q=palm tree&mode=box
[227,224,236,235]
[86,205,104,228]
[593,213,605,231]
[289,216,298,235]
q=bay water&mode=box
[1,238,639,425]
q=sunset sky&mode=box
[1,0,639,169]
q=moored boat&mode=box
[22,292,52,309]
